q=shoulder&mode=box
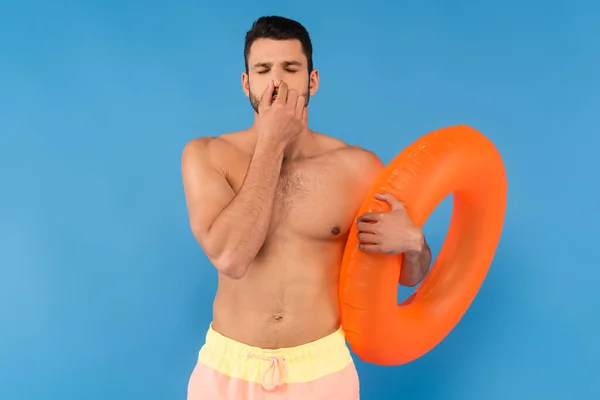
[342,145,386,187]
[181,131,249,170]
[182,131,244,156]
[314,132,385,177]
[344,145,384,168]
[311,132,385,193]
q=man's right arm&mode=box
[181,136,285,279]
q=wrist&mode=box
[407,228,425,253]
[255,136,286,155]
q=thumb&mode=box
[374,193,403,210]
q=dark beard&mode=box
[249,87,310,114]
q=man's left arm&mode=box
[354,150,433,287]
[399,231,432,287]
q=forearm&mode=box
[207,138,285,278]
[400,235,432,287]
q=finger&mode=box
[357,242,381,253]
[302,103,308,122]
[286,89,299,109]
[259,80,275,109]
[274,81,288,105]
[357,212,385,222]
[357,232,377,243]
[295,94,306,116]
[357,221,377,233]
[374,193,404,210]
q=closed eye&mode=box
[257,69,298,74]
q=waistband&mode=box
[197,323,353,390]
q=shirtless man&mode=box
[182,16,432,400]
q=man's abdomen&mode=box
[212,262,341,349]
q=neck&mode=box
[282,128,313,161]
[250,111,314,161]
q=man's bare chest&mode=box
[228,156,361,242]
[270,164,353,238]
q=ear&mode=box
[308,69,320,96]
[241,72,250,97]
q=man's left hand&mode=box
[356,193,424,254]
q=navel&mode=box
[330,225,341,235]
[271,313,284,322]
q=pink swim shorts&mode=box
[187,324,360,399]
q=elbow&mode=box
[399,268,427,287]
[212,254,249,279]
[193,227,250,279]
[399,272,420,287]
[205,242,249,279]
[399,277,422,287]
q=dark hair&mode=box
[244,16,313,73]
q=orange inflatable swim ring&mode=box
[339,125,507,365]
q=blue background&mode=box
[1,0,598,399]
